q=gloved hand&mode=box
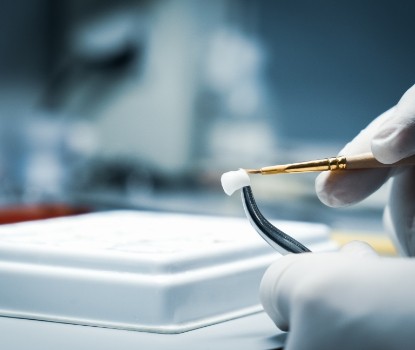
[260,242,415,350]
[316,84,415,256]
[259,85,415,349]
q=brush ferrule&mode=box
[327,155,347,170]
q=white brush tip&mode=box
[221,169,251,196]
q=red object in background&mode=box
[0,204,90,224]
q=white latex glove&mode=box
[316,84,415,256]
[260,242,415,350]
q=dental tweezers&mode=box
[241,186,311,255]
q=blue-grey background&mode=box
[0,0,413,229]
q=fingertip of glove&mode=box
[371,128,415,164]
[371,127,407,164]
[371,85,415,164]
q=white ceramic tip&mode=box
[221,169,251,196]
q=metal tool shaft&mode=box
[241,186,311,254]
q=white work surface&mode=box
[0,311,286,350]
[0,210,335,348]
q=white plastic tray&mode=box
[0,210,336,333]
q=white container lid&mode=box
[0,210,335,333]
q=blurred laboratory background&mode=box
[1,0,415,232]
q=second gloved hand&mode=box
[260,242,415,350]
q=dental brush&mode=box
[244,152,415,175]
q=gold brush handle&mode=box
[259,156,346,174]
[247,152,415,175]
[346,152,415,169]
